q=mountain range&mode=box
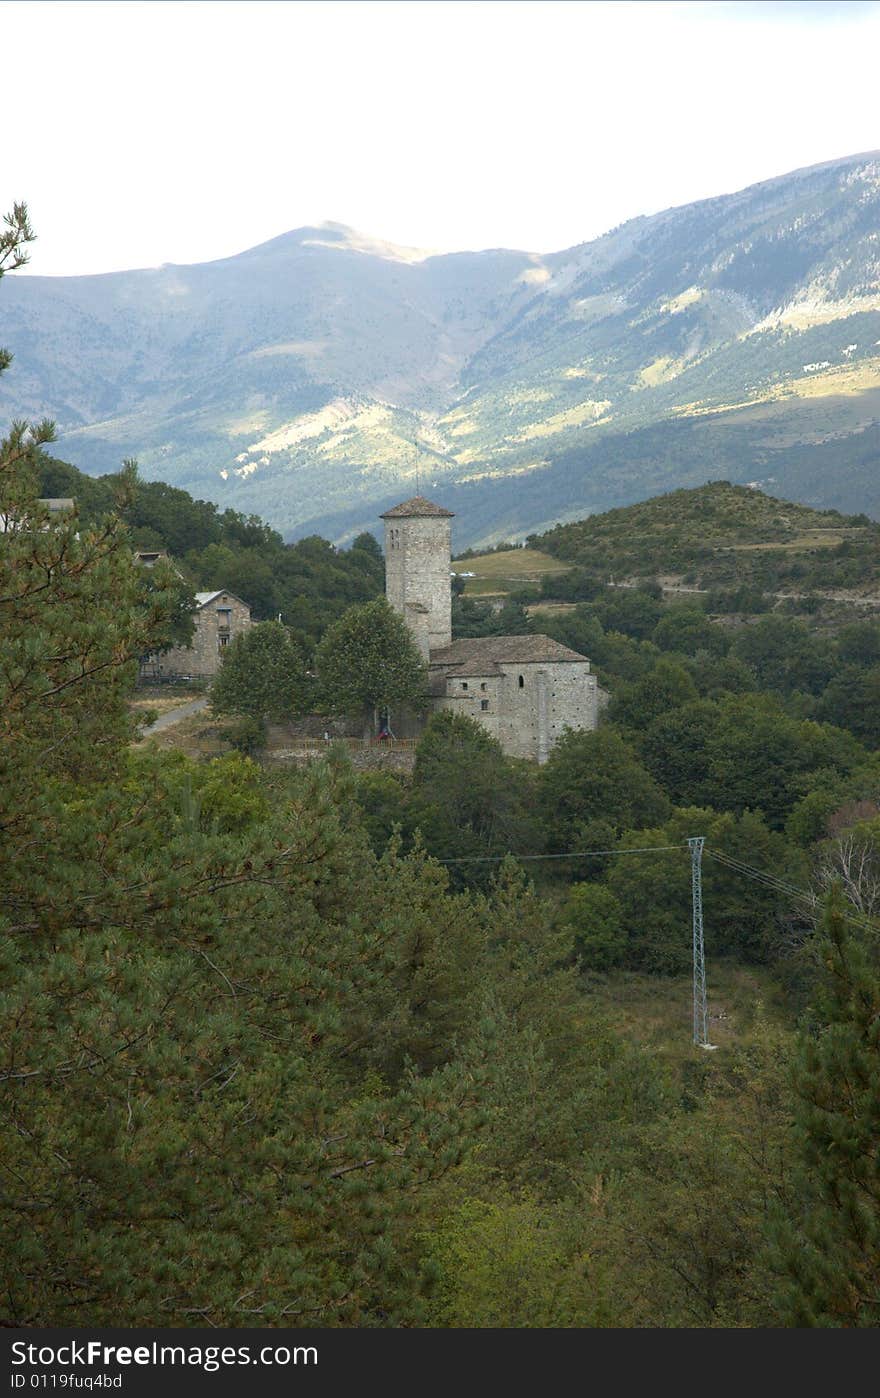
[2,150,879,549]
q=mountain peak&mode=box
[300,223,439,264]
[243,222,438,265]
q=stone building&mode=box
[382,497,602,763]
[141,589,252,680]
[381,498,453,660]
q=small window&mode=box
[481,700,489,712]
[461,681,468,690]
[480,682,487,691]
[518,674,524,688]
[218,634,230,649]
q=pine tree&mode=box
[771,888,880,1326]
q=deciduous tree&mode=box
[210,618,311,727]
[315,597,427,735]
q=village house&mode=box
[140,589,252,681]
[381,496,602,762]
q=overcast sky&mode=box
[6,0,880,277]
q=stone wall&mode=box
[271,745,416,775]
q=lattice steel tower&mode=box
[688,836,711,1048]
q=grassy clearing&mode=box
[135,712,238,758]
[526,601,579,616]
[723,529,861,552]
[454,547,572,596]
[130,693,199,717]
[582,962,787,1065]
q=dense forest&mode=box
[37,453,386,649]
[3,211,879,1329]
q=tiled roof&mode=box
[429,634,590,667]
[38,498,75,511]
[444,660,505,678]
[380,496,454,519]
[195,591,223,607]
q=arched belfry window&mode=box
[518,674,524,688]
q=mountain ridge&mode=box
[3,150,880,547]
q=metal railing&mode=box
[278,736,419,752]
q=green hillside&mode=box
[533,481,880,595]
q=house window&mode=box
[480,682,487,691]
[461,682,468,690]
[481,700,489,711]
[390,527,400,550]
[218,634,230,649]
[518,675,524,688]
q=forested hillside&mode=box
[4,204,879,1337]
[6,428,880,1327]
[6,435,880,1326]
[534,480,880,593]
[37,453,384,647]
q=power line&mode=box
[433,838,876,1053]
[437,841,877,935]
[706,847,879,937]
[706,849,811,902]
[437,844,685,866]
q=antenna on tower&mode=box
[688,836,715,1049]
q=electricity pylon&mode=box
[688,836,714,1049]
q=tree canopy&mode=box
[210,618,311,724]
[315,597,427,733]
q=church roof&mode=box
[444,660,506,678]
[429,634,591,668]
[380,496,454,519]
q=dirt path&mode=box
[139,697,209,732]
[610,579,880,606]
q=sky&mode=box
[6,0,880,277]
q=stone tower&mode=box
[381,496,454,660]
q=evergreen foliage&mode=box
[406,713,539,887]
[5,210,880,1327]
[771,890,880,1326]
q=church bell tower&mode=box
[381,496,454,661]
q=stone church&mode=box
[381,496,602,763]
